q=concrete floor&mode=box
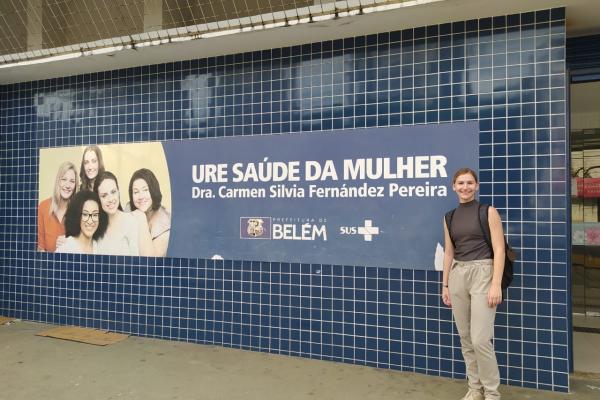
[1,321,600,400]
[573,314,600,374]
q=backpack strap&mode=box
[477,203,494,256]
[444,209,456,249]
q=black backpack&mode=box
[445,204,516,290]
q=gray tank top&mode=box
[450,200,493,261]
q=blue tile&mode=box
[0,7,569,393]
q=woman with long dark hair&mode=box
[129,168,171,257]
[79,145,105,191]
[56,191,108,254]
[93,171,153,256]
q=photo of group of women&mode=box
[37,142,172,257]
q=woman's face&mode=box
[97,178,120,215]
[453,173,479,203]
[80,200,100,239]
[83,150,99,180]
[132,178,152,213]
[59,169,76,200]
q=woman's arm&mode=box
[442,217,454,307]
[152,231,170,257]
[149,209,171,257]
[487,206,505,307]
[37,203,46,251]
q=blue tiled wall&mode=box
[0,8,569,392]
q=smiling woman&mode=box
[441,167,506,400]
[56,190,108,254]
[128,168,171,257]
[38,141,171,257]
[94,171,154,257]
[79,145,105,192]
[37,161,79,252]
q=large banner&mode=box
[38,122,478,269]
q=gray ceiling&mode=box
[1,0,600,84]
[0,0,368,60]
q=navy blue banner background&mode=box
[163,122,478,269]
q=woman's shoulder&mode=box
[56,236,79,253]
[122,211,144,228]
[38,197,52,210]
[477,202,497,214]
[152,206,171,226]
[122,210,136,220]
[38,198,53,219]
[486,205,502,222]
[150,207,171,238]
[156,206,171,222]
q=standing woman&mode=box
[93,171,153,256]
[129,168,171,257]
[79,145,105,191]
[38,161,78,252]
[441,168,505,400]
[56,190,108,254]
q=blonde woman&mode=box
[442,168,505,400]
[37,161,78,252]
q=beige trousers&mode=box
[449,259,500,400]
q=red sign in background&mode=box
[576,178,600,198]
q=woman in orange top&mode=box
[37,161,78,252]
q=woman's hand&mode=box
[55,235,66,248]
[132,209,155,257]
[442,286,451,307]
[487,284,502,307]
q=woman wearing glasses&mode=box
[38,161,78,252]
[56,190,108,254]
[93,171,153,256]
